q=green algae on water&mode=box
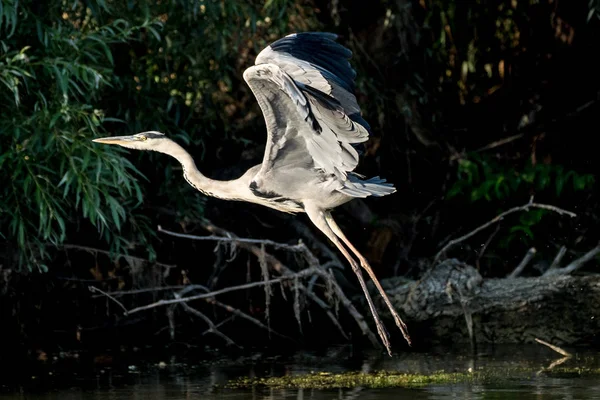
[227,366,600,390]
[227,370,481,389]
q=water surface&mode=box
[2,344,599,399]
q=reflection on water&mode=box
[2,345,600,399]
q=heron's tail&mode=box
[338,175,396,198]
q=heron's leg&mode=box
[304,205,392,355]
[324,214,411,346]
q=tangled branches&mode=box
[90,220,381,350]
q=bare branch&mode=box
[176,283,294,341]
[433,197,576,266]
[548,246,567,272]
[124,268,320,315]
[542,356,571,372]
[91,285,196,298]
[158,225,307,253]
[200,220,380,348]
[508,248,537,278]
[474,133,525,154]
[298,286,349,340]
[206,298,296,342]
[88,286,128,314]
[63,243,176,270]
[535,338,572,357]
[179,302,239,348]
[545,243,600,276]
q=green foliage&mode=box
[447,153,595,246]
[0,0,316,271]
[448,154,595,203]
[501,208,546,248]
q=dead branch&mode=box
[94,220,379,348]
[548,246,567,271]
[298,284,349,340]
[123,269,320,315]
[508,247,536,278]
[544,243,600,276]
[175,284,294,342]
[474,133,525,154]
[158,225,308,253]
[178,301,239,347]
[433,197,576,266]
[62,243,176,271]
[535,338,572,357]
[542,356,571,372]
[200,220,380,348]
[88,286,128,313]
[206,297,297,342]
[91,285,200,298]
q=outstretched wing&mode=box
[244,32,374,198]
[255,32,371,132]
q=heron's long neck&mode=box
[158,141,249,201]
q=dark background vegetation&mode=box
[1,0,599,359]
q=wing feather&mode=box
[244,32,390,199]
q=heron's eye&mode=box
[138,135,147,141]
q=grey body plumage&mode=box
[93,32,410,355]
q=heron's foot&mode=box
[372,312,392,356]
[358,257,412,346]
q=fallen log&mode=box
[377,259,600,346]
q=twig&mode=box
[91,285,193,298]
[200,220,379,348]
[542,356,571,372]
[433,197,576,266]
[179,302,239,348]
[248,244,377,346]
[238,237,375,345]
[206,298,297,342]
[93,281,296,342]
[548,246,567,272]
[176,284,294,341]
[62,244,176,270]
[474,133,524,154]
[535,338,572,357]
[205,315,235,333]
[476,224,501,270]
[544,243,600,276]
[508,248,537,278]
[298,287,349,340]
[124,268,321,315]
[312,268,378,345]
[158,225,307,253]
[88,286,128,314]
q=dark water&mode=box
[2,345,600,399]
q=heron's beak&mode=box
[92,135,136,145]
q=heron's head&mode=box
[92,131,169,151]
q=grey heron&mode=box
[93,32,410,355]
